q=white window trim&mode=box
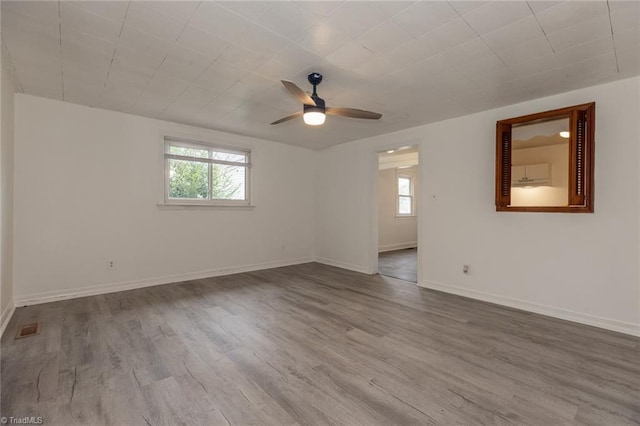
[160,136,253,207]
[396,169,416,217]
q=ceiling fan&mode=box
[271,72,382,126]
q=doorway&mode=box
[376,146,419,283]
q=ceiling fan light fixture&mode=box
[303,108,325,126]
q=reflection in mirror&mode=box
[510,117,569,207]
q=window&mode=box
[397,172,415,216]
[164,137,251,206]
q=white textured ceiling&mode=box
[1,1,639,149]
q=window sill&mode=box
[395,215,417,219]
[158,202,255,210]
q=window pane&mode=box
[398,177,411,195]
[212,164,246,200]
[169,145,209,158]
[168,159,209,199]
[211,150,247,163]
[399,196,412,214]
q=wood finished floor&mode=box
[378,248,417,282]
[2,263,639,425]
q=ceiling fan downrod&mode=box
[307,72,323,98]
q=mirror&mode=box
[511,116,569,207]
[495,103,595,213]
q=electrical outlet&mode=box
[107,260,115,269]
[463,264,470,274]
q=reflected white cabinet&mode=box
[511,163,550,187]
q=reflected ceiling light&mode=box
[303,107,325,125]
[559,131,570,138]
[386,149,395,154]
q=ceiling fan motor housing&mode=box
[308,72,323,86]
[304,96,325,114]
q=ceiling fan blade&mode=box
[326,107,382,120]
[281,80,316,106]
[271,111,303,125]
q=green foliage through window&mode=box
[165,139,249,203]
[169,159,209,199]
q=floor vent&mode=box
[16,323,40,339]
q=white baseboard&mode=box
[1,299,16,338]
[419,280,640,337]
[378,242,417,253]
[314,257,370,274]
[15,257,314,307]
[16,258,635,337]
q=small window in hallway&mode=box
[397,174,415,216]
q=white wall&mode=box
[315,142,379,273]
[0,44,16,334]
[377,167,417,252]
[13,95,316,304]
[316,77,640,336]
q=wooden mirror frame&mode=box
[495,102,595,213]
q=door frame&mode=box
[369,143,422,283]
